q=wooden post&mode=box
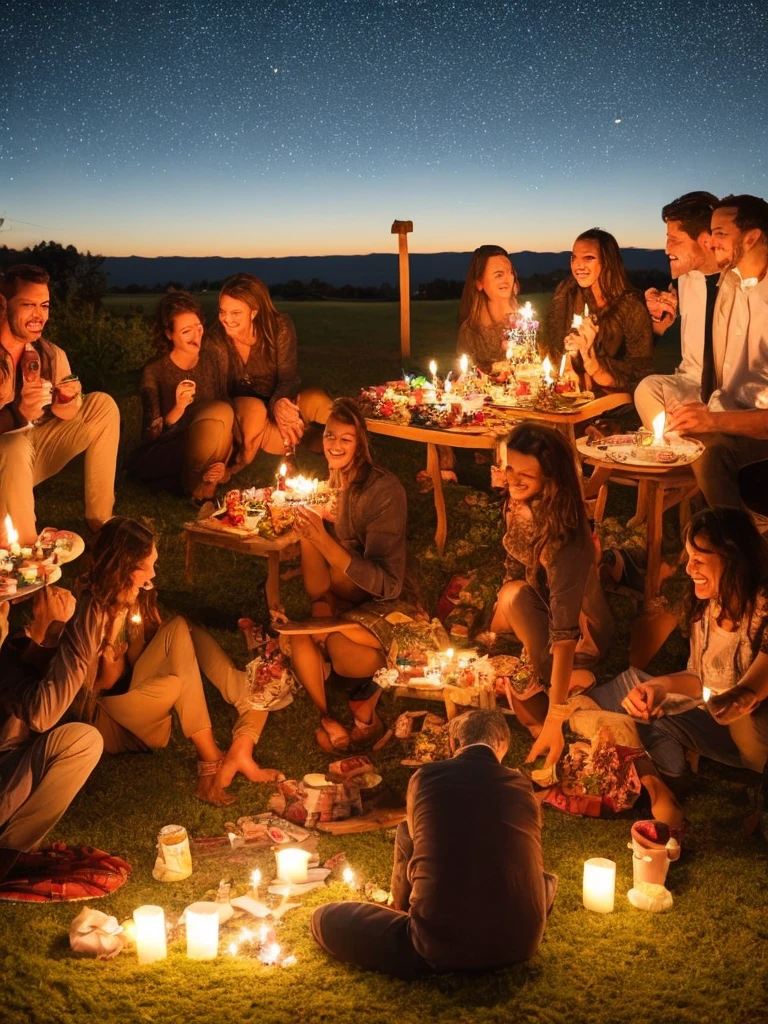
[391,219,413,361]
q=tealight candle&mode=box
[186,901,220,960]
[274,847,310,884]
[250,868,262,898]
[583,857,616,913]
[5,516,20,558]
[429,359,438,387]
[133,905,167,964]
[342,866,356,889]
[652,411,666,446]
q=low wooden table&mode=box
[367,392,631,553]
[182,520,299,610]
[576,437,700,609]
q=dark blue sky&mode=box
[1,0,765,256]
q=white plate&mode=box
[603,439,704,467]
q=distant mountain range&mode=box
[102,249,669,289]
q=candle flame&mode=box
[584,303,589,317]
[251,868,262,886]
[542,356,552,377]
[286,474,320,496]
[571,314,583,330]
[130,612,142,625]
[279,463,287,477]
[342,866,355,886]
[459,354,468,374]
[652,411,666,445]
[445,647,454,660]
[702,686,711,702]
[4,515,17,546]
[429,359,437,377]
[521,301,534,321]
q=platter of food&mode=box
[597,435,705,467]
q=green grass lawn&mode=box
[3,301,765,1024]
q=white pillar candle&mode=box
[186,901,220,959]
[133,905,167,964]
[583,858,616,913]
[274,847,310,884]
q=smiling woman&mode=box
[128,291,238,502]
[456,244,520,372]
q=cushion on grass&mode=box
[0,843,132,902]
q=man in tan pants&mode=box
[0,265,120,544]
[0,589,103,880]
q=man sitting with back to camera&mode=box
[311,708,557,978]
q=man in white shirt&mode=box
[635,191,720,429]
[668,194,768,509]
[0,265,120,544]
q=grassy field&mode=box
[2,301,765,1024]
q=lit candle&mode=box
[582,857,616,913]
[130,612,142,625]
[429,360,438,389]
[520,301,533,322]
[186,901,220,960]
[277,463,287,491]
[559,354,567,377]
[250,868,262,898]
[133,905,167,964]
[274,847,310,884]
[702,686,711,703]
[459,354,469,378]
[542,357,553,384]
[4,516,20,557]
[342,866,356,889]
[652,411,666,446]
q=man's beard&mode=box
[720,238,746,272]
[8,310,38,343]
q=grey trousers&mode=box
[0,723,103,852]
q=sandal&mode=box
[316,717,350,753]
[349,711,385,746]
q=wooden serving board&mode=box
[316,806,406,834]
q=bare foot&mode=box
[194,774,237,807]
[218,748,285,788]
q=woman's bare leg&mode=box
[641,772,685,829]
[300,539,334,616]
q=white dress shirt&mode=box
[711,267,768,410]
[676,270,708,382]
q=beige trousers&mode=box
[0,391,120,543]
[96,616,266,753]
[0,723,103,852]
[183,399,236,493]
[234,386,333,460]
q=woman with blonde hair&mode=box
[215,273,332,471]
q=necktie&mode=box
[699,274,719,403]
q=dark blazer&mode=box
[406,744,547,970]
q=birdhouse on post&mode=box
[391,219,413,361]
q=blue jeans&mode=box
[589,669,766,778]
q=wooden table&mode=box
[182,521,299,610]
[366,392,631,553]
[576,437,700,610]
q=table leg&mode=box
[427,442,448,554]
[629,480,650,528]
[443,689,459,720]
[185,534,194,583]
[265,551,281,610]
[643,480,664,610]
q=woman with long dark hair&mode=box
[489,423,612,760]
[215,273,332,471]
[457,245,520,372]
[542,228,653,391]
[129,291,236,502]
[287,398,410,752]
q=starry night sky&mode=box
[1,0,766,257]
